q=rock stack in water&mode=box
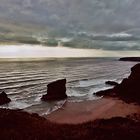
[105,81,118,86]
[41,79,67,101]
[95,63,140,103]
[0,91,11,105]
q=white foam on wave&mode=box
[42,100,66,115]
[92,86,111,93]
[75,79,108,88]
[87,94,103,101]
[1,101,31,109]
[67,89,87,97]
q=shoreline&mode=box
[0,62,140,139]
[46,97,140,124]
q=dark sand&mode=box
[46,97,140,124]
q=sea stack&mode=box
[0,91,11,105]
[41,79,67,101]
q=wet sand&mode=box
[46,97,140,124]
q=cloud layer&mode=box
[1,0,140,32]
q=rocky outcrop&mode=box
[114,63,140,97]
[0,108,140,140]
[105,81,118,86]
[0,91,11,105]
[95,63,140,104]
[119,57,140,62]
[41,79,67,101]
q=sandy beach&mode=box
[46,97,140,124]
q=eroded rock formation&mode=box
[41,79,67,101]
[0,91,11,105]
[95,63,140,104]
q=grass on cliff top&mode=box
[0,108,140,140]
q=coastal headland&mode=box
[0,62,140,140]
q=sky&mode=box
[0,45,139,58]
[0,0,140,52]
[1,0,140,33]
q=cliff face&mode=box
[96,63,140,104]
[115,63,140,97]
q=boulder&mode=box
[105,81,118,86]
[0,91,11,105]
[41,79,67,101]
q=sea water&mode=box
[0,58,137,115]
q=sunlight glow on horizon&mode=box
[0,44,139,59]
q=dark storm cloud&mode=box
[0,0,140,51]
[0,0,140,32]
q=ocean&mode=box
[0,58,137,115]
